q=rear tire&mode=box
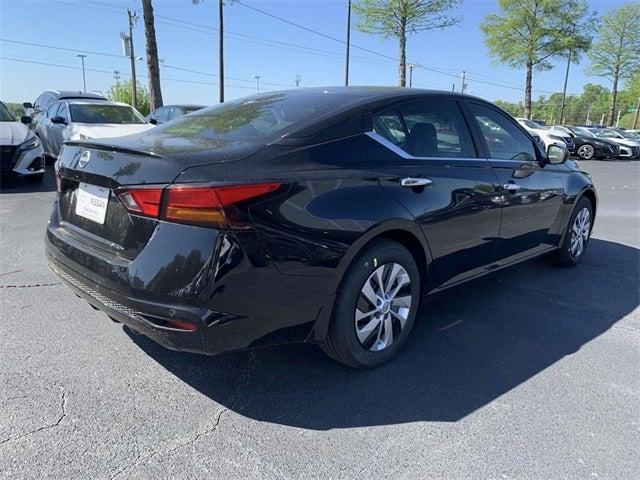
[549,197,593,267]
[320,240,421,369]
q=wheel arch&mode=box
[308,220,432,343]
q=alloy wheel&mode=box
[578,144,594,160]
[570,207,591,258]
[354,263,412,352]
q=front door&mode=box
[466,102,566,264]
[366,98,503,289]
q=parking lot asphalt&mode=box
[1,160,639,480]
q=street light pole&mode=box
[344,0,351,86]
[253,75,260,93]
[77,54,87,92]
[127,9,138,109]
[407,63,415,87]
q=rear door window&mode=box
[399,100,476,158]
[372,109,408,150]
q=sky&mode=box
[0,0,630,106]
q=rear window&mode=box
[152,92,359,142]
[70,104,146,124]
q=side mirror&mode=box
[20,115,32,125]
[51,116,66,125]
[148,117,158,125]
[23,102,33,109]
[547,144,569,164]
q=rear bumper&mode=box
[45,203,336,355]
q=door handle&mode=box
[401,177,433,187]
[502,183,521,192]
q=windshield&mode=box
[0,102,16,122]
[571,127,595,137]
[618,130,639,139]
[153,91,359,143]
[519,119,543,129]
[69,104,146,124]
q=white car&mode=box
[588,128,640,159]
[0,101,45,182]
[515,118,575,153]
[35,99,153,159]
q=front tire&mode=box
[549,197,593,267]
[320,240,421,369]
[577,144,595,160]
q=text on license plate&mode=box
[75,183,109,224]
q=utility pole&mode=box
[407,64,415,88]
[253,75,260,93]
[460,70,467,93]
[294,74,301,87]
[127,9,138,109]
[560,52,571,124]
[77,54,87,92]
[344,0,351,86]
[218,0,224,103]
[633,97,640,129]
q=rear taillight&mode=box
[116,187,163,218]
[164,183,281,228]
[116,183,281,228]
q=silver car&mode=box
[36,99,153,159]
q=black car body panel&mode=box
[46,87,597,356]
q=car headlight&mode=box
[548,134,566,143]
[78,133,92,140]
[17,134,40,152]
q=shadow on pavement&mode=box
[0,168,56,194]
[127,238,639,429]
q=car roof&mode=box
[45,90,107,100]
[162,104,207,109]
[64,99,132,107]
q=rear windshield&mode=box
[70,104,146,124]
[152,91,359,142]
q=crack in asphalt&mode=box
[108,350,258,479]
[0,282,61,289]
[0,387,67,447]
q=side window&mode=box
[372,109,408,150]
[57,103,68,121]
[168,107,183,120]
[468,103,537,161]
[399,100,476,158]
[154,107,170,123]
[47,101,62,118]
[34,94,46,109]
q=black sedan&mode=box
[46,87,597,369]
[551,125,619,159]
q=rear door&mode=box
[465,101,566,264]
[367,97,503,289]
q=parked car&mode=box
[46,87,596,369]
[147,104,207,125]
[36,99,153,160]
[23,90,107,133]
[0,101,45,182]
[550,125,618,160]
[587,128,640,159]
[515,118,575,152]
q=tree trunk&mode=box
[218,0,224,103]
[608,68,619,126]
[142,0,163,110]
[524,60,533,119]
[398,21,406,87]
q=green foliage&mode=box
[481,0,593,71]
[4,103,25,118]
[353,0,462,38]
[107,80,151,116]
[587,3,640,82]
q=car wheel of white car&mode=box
[578,144,595,160]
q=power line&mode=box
[0,56,264,91]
